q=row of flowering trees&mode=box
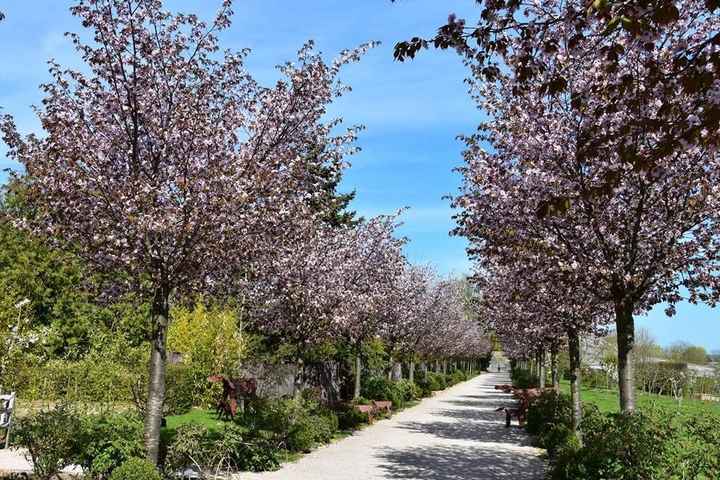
[0,0,490,464]
[440,0,720,439]
[246,218,490,398]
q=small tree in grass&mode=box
[2,0,371,463]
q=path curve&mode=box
[239,372,546,480]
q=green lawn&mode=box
[165,408,226,433]
[560,380,720,415]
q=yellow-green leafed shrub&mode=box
[168,303,247,407]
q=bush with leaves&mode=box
[362,376,405,409]
[133,363,195,418]
[108,458,160,480]
[76,411,144,479]
[336,404,369,430]
[413,375,434,398]
[206,423,279,474]
[216,395,336,456]
[549,406,720,480]
[163,423,212,474]
[167,304,247,408]
[511,368,538,389]
[426,372,447,391]
[448,370,467,386]
[164,422,280,474]
[14,403,82,480]
[525,391,578,457]
[550,408,670,480]
[394,379,421,402]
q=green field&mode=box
[560,380,720,414]
[165,408,224,433]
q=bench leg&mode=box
[505,410,511,428]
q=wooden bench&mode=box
[372,400,393,415]
[494,384,514,393]
[354,404,376,424]
[495,387,551,427]
[0,392,16,448]
[352,399,394,424]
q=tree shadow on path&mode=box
[377,375,545,479]
[376,444,544,480]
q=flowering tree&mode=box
[246,220,367,394]
[333,215,407,398]
[377,264,436,380]
[476,255,612,437]
[1,0,371,461]
[453,16,720,412]
[395,0,720,412]
[413,277,490,373]
[395,1,720,163]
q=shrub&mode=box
[413,376,434,397]
[449,370,467,386]
[250,396,337,452]
[164,422,280,474]
[511,368,538,389]
[76,411,144,479]
[525,391,571,436]
[312,410,339,443]
[108,458,160,480]
[14,403,83,480]
[286,417,317,452]
[362,376,404,409]
[524,391,578,457]
[225,437,280,472]
[286,409,338,451]
[546,406,720,480]
[163,423,212,474]
[550,409,670,480]
[207,423,280,473]
[164,364,195,416]
[426,372,447,391]
[395,379,421,402]
[256,397,307,439]
[337,405,369,430]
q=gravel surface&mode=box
[238,372,546,480]
[0,447,82,477]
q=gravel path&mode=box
[0,448,81,477]
[238,372,546,480]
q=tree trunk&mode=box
[294,359,304,397]
[409,361,415,383]
[615,299,636,412]
[551,345,560,391]
[442,360,447,376]
[568,329,583,443]
[144,287,170,465]
[390,359,402,381]
[354,352,362,400]
[538,348,546,389]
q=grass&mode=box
[560,380,720,414]
[164,408,226,434]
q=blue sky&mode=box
[0,1,718,351]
